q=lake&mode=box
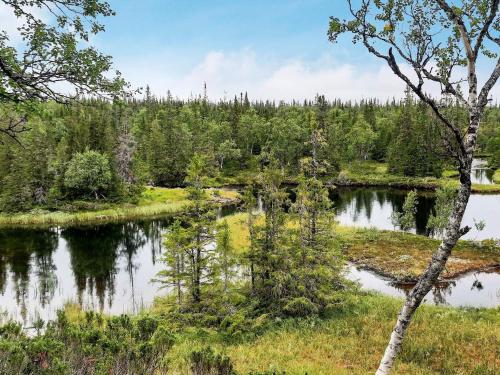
[0,187,499,327]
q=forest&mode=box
[1,91,499,213]
[0,0,499,374]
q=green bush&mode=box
[190,346,235,375]
[283,297,319,317]
[64,150,112,200]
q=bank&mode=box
[208,161,500,194]
[0,187,241,227]
[223,213,500,283]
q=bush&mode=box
[0,310,173,374]
[190,347,235,375]
[283,297,319,317]
[64,150,112,199]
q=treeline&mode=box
[0,91,498,212]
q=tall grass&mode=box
[161,292,499,374]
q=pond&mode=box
[330,187,499,240]
[347,264,500,308]
[0,187,499,327]
[471,158,495,185]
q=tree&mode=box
[329,1,499,373]
[390,190,418,231]
[347,115,376,160]
[215,139,241,170]
[64,150,112,199]
[0,0,127,141]
[215,219,236,293]
[251,161,289,306]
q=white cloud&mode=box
[120,48,498,102]
[0,3,49,45]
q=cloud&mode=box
[120,48,498,102]
[0,3,49,45]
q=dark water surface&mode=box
[0,187,499,326]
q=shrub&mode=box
[190,346,235,375]
[64,150,112,199]
[283,297,319,317]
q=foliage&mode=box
[0,311,173,374]
[427,184,457,237]
[390,190,418,231]
[64,150,113,199]
[0,0,126,106]
[0,97,498,213]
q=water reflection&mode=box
[0,219,170,326]
[347,264,500,308]
[330,187,499,240]
[471,159,494,185]
[0,186,498,326]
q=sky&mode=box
[97,0,407,101]
[1,0,498,102]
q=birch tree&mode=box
[328,1,499,373]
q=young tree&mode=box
[290,112,345,312]
[329,1,499,373]
[215,219,236,294]
[390,190,418,231]
[251,161,289,305]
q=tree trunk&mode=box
[376,153,473,375]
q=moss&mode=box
[342,227,500,281]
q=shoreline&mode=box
[0,187,241,228]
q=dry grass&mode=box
[344,227,500,281]
[163,293,499,375]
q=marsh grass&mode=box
[222,212,499,280]
[159,292,499,375]
[0,187,239,227]
[338,161,500,193]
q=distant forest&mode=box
[0,89,498,212]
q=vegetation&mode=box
[0,293,498,375]
[0,187,239,227]
[0,97,498,216]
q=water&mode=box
[0,187,499,327]
[331,187,500,240]
[0,220,170,327]
[347,264,500,308]
[471,158,495,185]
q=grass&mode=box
[0,187,240,227]
[341,227,500,281]
[493,169,500,184]
[159,292,499,374]
[222,212,500,281]
[336,161,500,194]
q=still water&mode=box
[347,264,499,308]
[331,187,499,240]
[0,187,499,326]
[471,159,495,185]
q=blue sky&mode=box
[2,0,496,101]
[91,0,406,100]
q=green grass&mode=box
[336,161,500,194]
[493,169,500,184]
[0,187,240,227]
[222,212,500,281]
[157,292,499,374]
